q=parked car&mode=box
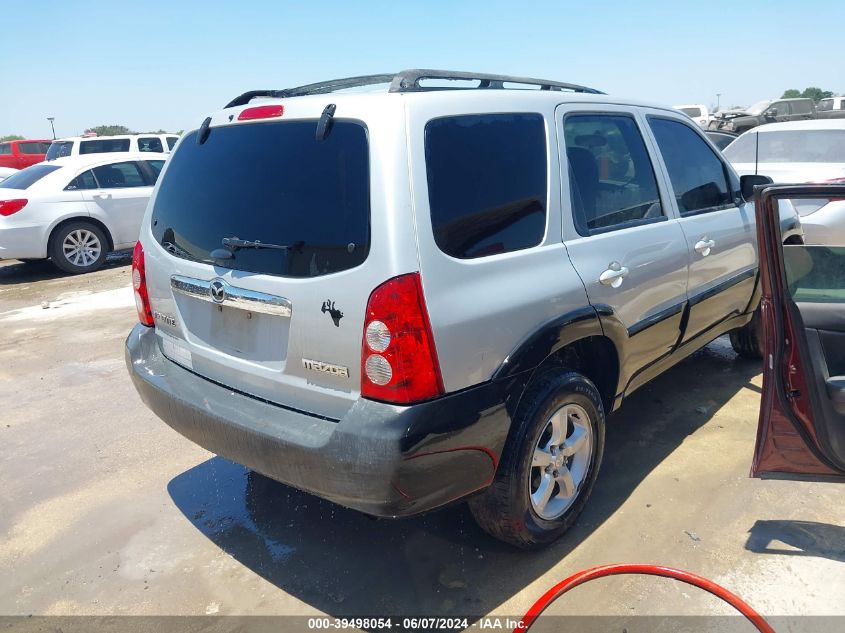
[704,129,737,151]
[0,153,167,273]
[817,96,845,119]
[126,69,796,549]
[45,134,180,161]
[674,104,712,128]
[724,120,845,245]
[751,183,845,484]
[712,98,845,134]
[0,139,52,170]
[0,166,18,183]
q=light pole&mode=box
[716,94,721,111]
[47,117,56,140]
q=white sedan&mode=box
[0,153,167,273]
[724,119,845,245]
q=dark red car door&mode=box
[753,184,845,480]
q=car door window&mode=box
[91,162,146,189]
[564,113,663,235]
[166,136,178,150]
[648,117,732,216]
[144,160,165,183]
[65,170,98,191]
[769,102,789,117]
[785,246,845,303]
[791,100,812,116]
[138,137,164,153]
[19,142,46,154]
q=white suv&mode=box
[45,133,180,161]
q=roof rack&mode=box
[224,69,603,108]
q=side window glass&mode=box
[785,246,845,303]
[139,137,164,153]
[564,114,663,235]
[19,143,45,154]
[166,137,178,150]
[65,170,98,191]
[649,118,732,215]
[91,162,146,189]
[791,101,812,115]
[0,144,11,155]
[145,160,165,183]
[424,113,547,259]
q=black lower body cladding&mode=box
[125,324,521,517]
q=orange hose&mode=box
[515,563,775,633]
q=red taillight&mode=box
[0,199,27,217]
[237,105,284,121]
[132,241,154,327]
[361,273,444,404]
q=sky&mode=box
[2,0,843,139]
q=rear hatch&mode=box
[142,101,404,420]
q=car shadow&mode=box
[0,251,131,285]
[167,337,762,617]
[746,520,845,563]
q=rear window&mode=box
[0,164,61,189]
[166,136,178,150]
[46,141,74,161]
[151,120,370,278]
[724,130,845,163]
[818,99,833,112]
[0,144,11,155]
[79,138,131,154]
[424,113,547,259]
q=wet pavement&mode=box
[1,257,843,625]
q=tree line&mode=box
[780,87,839,101]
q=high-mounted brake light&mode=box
[0,199,28,217]
[361,273,444,404]
[237,105,284,121]
[132,241,154,327]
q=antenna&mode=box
[754,131,759,176]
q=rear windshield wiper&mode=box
[210,237,304,259]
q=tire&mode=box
[469,370,605,549]
[49,221,108,274]
[730,308,764,359]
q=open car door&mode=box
[753,183,845,480]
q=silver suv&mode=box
[126,70,799,548]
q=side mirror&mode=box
[741,174,774,201]
[765,109,778,119]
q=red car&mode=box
[753,182,845,482]
[0,139,53,169]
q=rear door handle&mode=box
[695,238,715,256]
[599,262,629,288]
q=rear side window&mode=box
[151,120,370,278]
[564,114,663,235]
[0,164,61,189]
[91,161,146,188]
[19,142,48,154]
[144,159,165,181]
[791,100,812,115]
[649,117,732,215]
[139,137,163,152]
[166,136,178,150]
[80,138,131,154]
[66,170,98,191]
[46,141,73,161]
[425,113,546,259]
[0,144,11,155]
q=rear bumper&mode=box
[125,324,515,517]
[0,224,47,260]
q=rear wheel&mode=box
[730,308,764,359]
[469,370,605,549]
[49,222,108,274]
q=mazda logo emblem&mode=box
[209,279,227,304]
